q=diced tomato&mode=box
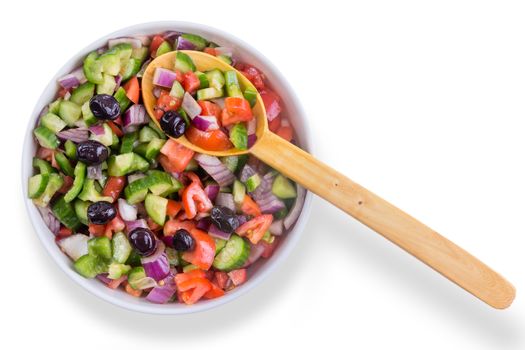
[182,181,213,219]
[222,97,253,126]
[198,101,222,119]
[123,76,140,104]
[185,126,233,151]
[102,176,126,201]
[177,277,212,305]
[147,217,162,232]
[174,269,207,285]
[88,223,105,236]
[154,90,182,120]
[158,154,178,173]
[236,214,273,244]
[268,115,281,132]
[203,47,217,56]
[260,90,281,121]
[185,171,203,188]
[182,71,200,94]
[36,147,54,162]
[124,281,142,297]
[241,195,262,217]
[160,139,195,173]
[214,271,230,290]
[150,35,165,56]
[204,282,225,299]
[58,87,70,98]
[227,269,247,286]
[107,275,127,289]
[174,70,185,83]
[57,226,72,238]
[57,175,73,194]
[182,229,216,270]
[104,215,125,239]
[113,115,123,126]
[237,64,265,90]
[276,126,293,142]
[163,219,196,236]
[166,199,182,218]
[107,121,123,137]
[260,237,279,258]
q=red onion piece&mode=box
[162,31,180,43]
[204,184,220,201]
[182,92,202,119]
[37,207,60,235]
[141,241,170,281]
[89,124,105,136]
[243,242,265,267]
[192,115,220,131]
[134,35,151,46]
[153,67,178,88]
[247,118,256,135]
[194,154,235,187]
[58,234,89,260]
[118,198,138,221]
[239,164,257,183]
[58,67,86,89]
[57,127,89,143]
[196,217,212,231]
[215,192,235,212]
[123,104,148,128]
[176,36,196,50]
[208,224,232,240]
[211,98,225,109]
[247,134,257,148]
[146,273,177,304]
[114,75,123,92]
[284,185,306,230]
[108,37,143,49]
[125,219,148,233]
[251,172,285,214]
[269,219,284,236]
[96,274,112,284]
[87,164,103,180]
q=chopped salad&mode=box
[28,31,304,305]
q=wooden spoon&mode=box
[142,51,515,309]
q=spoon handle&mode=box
[250,131,515,309]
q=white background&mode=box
[2,0,525,349]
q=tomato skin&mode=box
[185,126,233,151]
[166,199,182,218]
[88,224,105,236]
[260,90,281,121]
[240,195,262,217]
[175,270,212,305]
[159,139,195,173]
[182,71,200,94]
[236,214,273,244]
[276,126,293,142]
[163,219,196,236]
[260,237,279,258]
[204,282,225,299]
[222,97,253,126]
[107,121,123,137]
[123,76,140,104]
[228,269,247,286]
[102,176,126,201]
[154,90,182,120]
[214,271,230,289]
[198,101,222,119]
[58,175,73,194]
[150,35,165,56]
[237,64,265,90]
[203,47,217,56]
[181,229,216,270]
[107,276,127,289]
[182,182,213,219]
[104,215,125,239]
[268,116,281,132]
[58,226,72,238]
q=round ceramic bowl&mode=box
[22,21,313,314]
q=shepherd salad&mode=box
[28,31,304,305]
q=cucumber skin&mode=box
[52,196,81,230]
[28,174,50,199]
[64,162,87,203]
[212,235,251,271]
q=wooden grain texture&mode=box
[251,132,516,309]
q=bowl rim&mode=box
[21,21,313,315]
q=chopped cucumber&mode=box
[32,173,63,207]
[54,152,74,177]
[196,87,223,100]
[74,199,90,225]
[107,152,149,176]
[217,55,233,65]
[78,179,113,202]
[81,101,97,126]
[174,51,196,73]
[64,161,86,202]
[58,100,82,126]
[120,58,142,81]
[127,266,155,289]
[28,174,50,199]
[145,194,168,225]
[177,107,190,126]
[89,123,114,147]
[229,123,248,150]
[74,254,107,278]
[233,180,246,206]
[206,69,225,90]
[139,126,159,143]
[48,99,62,114]
[224,71,243,98]
[112,231,132,264]
[34,126,59,149]
[156,41,172,57]
[40,113,66,133]
[131,46,149,61]
[165,247,179,266]
[114,87,131,111]
[96,73,117,95]
[83,51,104,84]
[212,234,250,271]
[272,174,297,199]
[180,33,208,51]
[126,250,142,267]
[158,177,183,197]
[147,119,167,140]
[88,236,112,260]
[124,176,151,204]
[108,263,131,279]
[64,140,77,160]
[195,71,209,89]
[215,238,227,255]
[120,130,138,154]
[245,173,261,192]
[244,87,258,107]
[98,49,121,76]
[221,156,239,172]
[52,196,81,230]
[144,138,165,161]
[70,82,95,105]
[147,170,173,195]
[170,80,184,99]
[32,158,55,174]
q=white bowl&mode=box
[22,21,312,315]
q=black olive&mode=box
[210,206,240,234]
[160,111,186,138]
[87,202,116,225]
[76,140,108,166]
[172,229,195,252]
[89,94,121,120]
[129,228,157,256]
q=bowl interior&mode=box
[22,21,312,314]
